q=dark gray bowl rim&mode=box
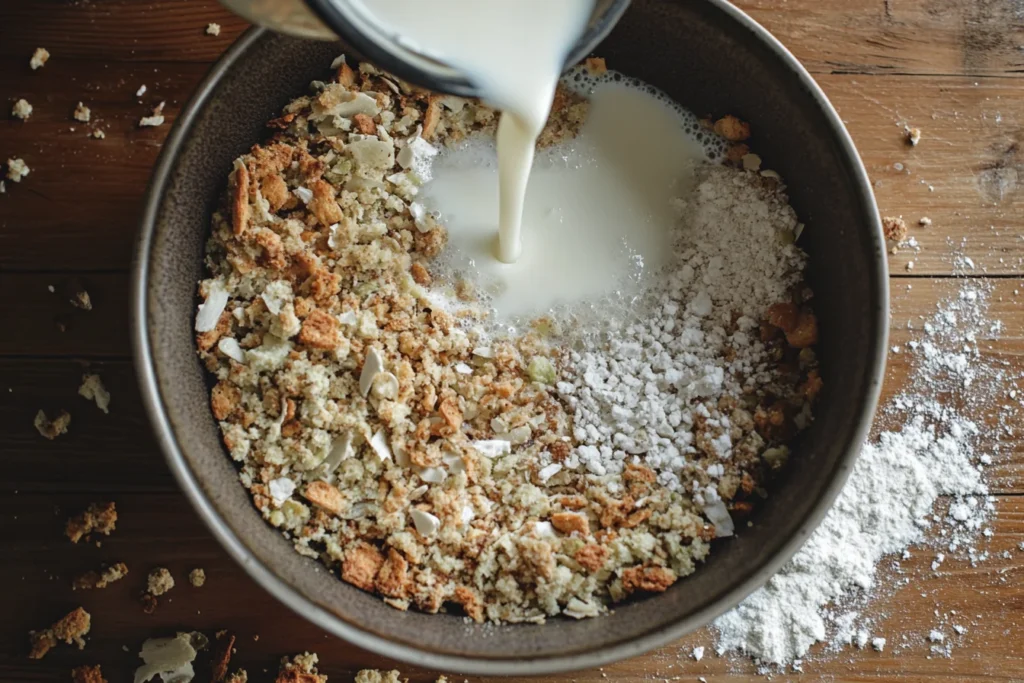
[132,2,888,675]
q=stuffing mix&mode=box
[195,56,820,623]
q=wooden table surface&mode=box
[2,1,1023,681]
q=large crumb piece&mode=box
[78,373,111,413]
[30,47,50,70]
[66,501,117,543]
[882,216,908,242]
[72,664,108,683]
[134,632,203,683]
[713,114,751,141]
[12,98,33,120]
[73,562,129,590]
[620,564,676,596]
[7,157,29,183]
[34,409,71,440]
[276,652,327,683]
[906,126,921,146]
[147,567,175,596]
[28,607,91,658]
[354,670,402,683]
[73,102,92,123]
[206,22,221,36]
[188,567,206,587]
[139,102,166,128]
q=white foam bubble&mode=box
[562,66,729,162]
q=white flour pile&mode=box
[557,165,807,489]
[712,281,1010,668]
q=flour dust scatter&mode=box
[711,275,1018,673]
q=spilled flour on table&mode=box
[711,275,1018,671]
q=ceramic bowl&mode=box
[133,0,888,674]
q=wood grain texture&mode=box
[2,0,1024,681]
[0,492,1020,682]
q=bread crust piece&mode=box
[620,565,676,595]
[65,502,117,543]
[341,542,385,591]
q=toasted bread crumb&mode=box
[78,373,111,414]
[882,216,908,242]
[620,565,676,595]
[189,567,206,587]
[66,502,116,543]
[277,652,327,683]
[73,562,128,590]
[354,670,403,683]
[714,114,751,141]
[28,607,91,658]
[30,47,50,70]
[139,102,166,127]
[551,512,589,535]
[73,102,92,123]
[342,542,385,592]
[147,567,175,596]
[574,544,610,572]
[11,99,32,120]
[34,409,71,440]
[72,664,107,683]
[7,157,29,183]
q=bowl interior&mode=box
[138,0,886,672]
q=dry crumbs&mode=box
[66,501,117,543]
[79,373,111,413]
[139,101,166,127]
[73,562,128,590]
[277,652,327,683]
[882,215,908,242]
[189,567,207,587]
[28,607,91,659]
[147,567,175,596]
[7,157,29,183]
[207,22,222,36]
[354,670,402,683]
[197,55,818,624]
[29,47,49,70]
[12,98,32,120]
[73,102,92,123]
[71,664,107,683]
[34,409,71,440]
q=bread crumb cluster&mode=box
[197,56,819,623]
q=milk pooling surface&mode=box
[421,72,717,321]
[349,0,594,263]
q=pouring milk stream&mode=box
[346,0,708,321]
[350,0,594,264]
